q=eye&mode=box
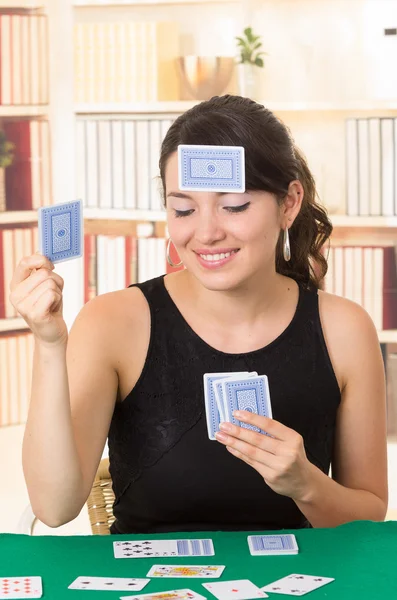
[174,209,194,218]
[224,202,251,213]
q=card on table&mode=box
[114,539,215,559]
[222,375,272,435]
[147,565,225,578]
[0,577,42,599]
[204,372,249,440]
[203,579,268,600]
[261,574,335,596]
[38,199,83,264]
[248,534,299,556]
[178,145,245,193]
[120,589,207,600]
[68,576,150,591]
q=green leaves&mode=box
[0,130,15,168]
[235,26,267,68]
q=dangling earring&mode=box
[283,227,291,262]
[166,238,183,267]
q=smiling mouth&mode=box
[197,249,240,262]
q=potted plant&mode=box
[236,27,267,99]
[0,130,15,211]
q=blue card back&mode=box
[222,375,272,434]
[248,534,298,553]
[178,145,245,193]
[38,200,83,264]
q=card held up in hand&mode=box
[38,199,83,264]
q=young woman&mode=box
[10,95,388,534]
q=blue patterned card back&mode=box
[248,534,298,555]
[178,145,245,193]
[222,375,272,434]
[38,200,83,264]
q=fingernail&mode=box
[234,410,245,420]
[215,432,228,442]
[220,422,232,432]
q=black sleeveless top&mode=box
[108,275,341,534]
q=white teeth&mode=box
[199,251,235,261]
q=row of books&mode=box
[346,118,397,216]
[84,234,171,303]
[0,226,38,319]
[0,330,34,427]
[324,245,397,331]
[1,119,52,211]
[74,21,180,103]
[75,118,174,211]
[0,14,48,106]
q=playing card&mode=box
[178,145,245,193]
[120,589,207,600]
[222,375,272,434]
[0,577,42,599]
[147,565,225,578]
[203,580,268,600]
[248,534,299,556]
[204,372,249,439]
[261,574,335,596]
[68,576,150,591]
[114,539,215,559]
[213,373,258,426]
[38,199,83,263]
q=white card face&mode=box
[147,565,225,578]
[261,574,335,596]
[120,588,207,600]
[68,576,150,591]
[203,580,268,600]
[114,539,215,559]
[0,577,42,599]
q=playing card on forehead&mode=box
[38,199,83,263]
[147,565,225,578]
[178,145,245,193]
[0,577,42,599]
[248,534,298,556]
[261,574,335,596]
[113,539,215,559]
[68,576,150,591]
[222,375,272,435]
[120,589,207,600]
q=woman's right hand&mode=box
[9,252,68,347]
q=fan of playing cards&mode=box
[204,372,272,440]
[1,534,336,598]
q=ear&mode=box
[280,180,304,226]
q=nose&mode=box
[194,209,226,245]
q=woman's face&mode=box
[164,152,286,291]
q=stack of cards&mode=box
[248,534,299,556]
[113,539,215,559]
[203,372,272,440]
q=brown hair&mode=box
[159,95,331,290]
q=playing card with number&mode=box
[114,539,215,559]
[120,589,207,600]
[0,577,42,599]
[68,576,150,591]
[204,372,250,440]
[38,199,83,263]
[248,534,299,556]
[178,145,245,193]
[261,574,335,596]
[147,565,225,578]
[222,375,272,434]
[203,580,268,600]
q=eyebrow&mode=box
[166,191,229,199]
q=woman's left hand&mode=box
[215,410,315,502]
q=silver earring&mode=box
[283,227,291,262]
[166,238,183,267]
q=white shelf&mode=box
[74,0,237,6]
[84,208,166,221]
[0,318,29,333]
[0,2,44,8]
[330,215,397,228]
[379,330,397,345]
[0,211,37,225]
[0,105,49,118]
[75,102,197,115]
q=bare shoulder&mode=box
[317,290,382,390]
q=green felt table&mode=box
[1,521,397,599]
